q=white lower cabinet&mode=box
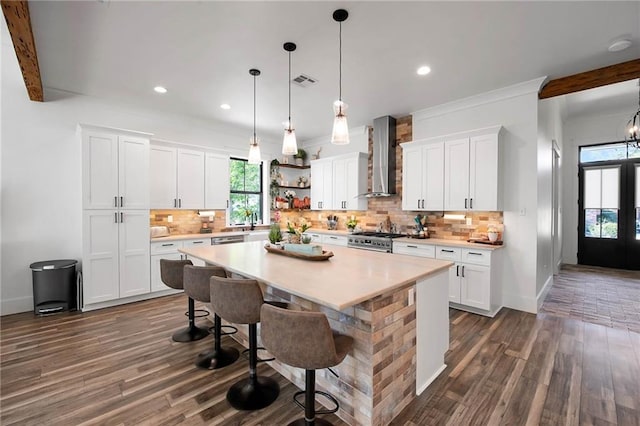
[322,234,348,246]
[306,232,323,243]
[83,209,150,306]
[150,238,209,292]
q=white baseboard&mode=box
[536,275,554,311]
[502,293,537,314]
[1,296,34,316]
[416,363,447,395]
[81,289,182,312]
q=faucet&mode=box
[250,213,256,231]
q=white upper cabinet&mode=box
[82,128,149,210]
[205,153,230,210]
[444,127,503,212]
[176,149,205,209]
[310,159,333,210]
[334,153,368,211]
[402,141,444,211]
[149,144,206,209]
[311,152,367,211]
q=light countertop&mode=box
[151,231,248,242]
[395,237,505,250]
[180,240,452,311]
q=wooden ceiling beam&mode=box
[539,58,640,99]
[1,0,43,102]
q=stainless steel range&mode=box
[347,232,405,253]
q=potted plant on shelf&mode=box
[346,217,358,233]
[293,148,307,166]
[284,189,296,209]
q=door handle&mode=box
[468,252,483,256]
[422,199,425,209]
[470,198,473,209]
[407,245,418,248]
[174,199,177,208]
[192,241,203,244]
[120,212,123,223]
[227,200,229,208]
[114,196,118,207]
[120,196,123,208]
[178,199,182,208]
[456,265,459,276]
[442,249,454,253]
[417,199,420,209]
[461,266,465,277]
[465,198,468,209]
[161,243,174,247]
[114,212,118,223]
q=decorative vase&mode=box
[295,158,303,166]
[288,198,294,209]
[488,231,499,242]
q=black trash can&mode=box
[29,259,78,315]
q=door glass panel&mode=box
[585,209,600,238]
[629,144,640,159]
[600,209,618,239]
[636,164,640,208]
[636,208,640,240]
[580,143,628,163]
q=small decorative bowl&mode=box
[301,234,313,244]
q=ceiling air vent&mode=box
[292,74,318,88]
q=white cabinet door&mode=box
[118,210,150,298]
[118,136,149,209]
[82,132,119,209]
[460,263,490,310]
[402,144,424,211]
[444,138,470,211]
[322,234,347,246]
[469,133,500,211]
[310,159,333,210]
[205,153,230,210]
[448,264,461,303]
[345,154,368,210]
[82,210,120,304]
[150,145,178,209]
[177,149,205,209]
[151,253,183,292]
[424,142,445,211]
[333,159,348,210]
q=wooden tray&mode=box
[264,245,334,261]
[467,239,503,246]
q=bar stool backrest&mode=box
[210,276,264,325]
[160,259,193,290]
[183,265,227,303]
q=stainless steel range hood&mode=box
[360,116,396,198]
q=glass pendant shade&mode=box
[282,128,298,155]
[248,136,261,164]
[331,100,350,145]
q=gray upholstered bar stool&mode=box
[209,276,281,411]
[183,265,240,370]
[160,259,208,342]
[261,304,353,426]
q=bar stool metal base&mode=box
[195,346,240,370]
[227,376,280,410]
[288,418,333,426]
[171,325,209,342]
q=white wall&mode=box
[536,97,563,304]
[300,125,369,158]
[412,78,545,313]
[562,109,631,265]
[1,41,281,315]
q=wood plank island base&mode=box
[180,241,452,426]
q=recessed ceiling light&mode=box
[153,86,167,94]
[220,104,231,110]
[417,66,431,76]
[608,38,631,52]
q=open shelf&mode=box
[278,163,310,170]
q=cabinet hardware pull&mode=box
[464,198,468,209]
[456,265,460,276]
[120,212,123,222]
[442,249,454,253]
[470,198,473,209]
[114,196,118,207]
[407,245,418,248]
[227,200,229,208]
[178,199,182,208]
[422,199,425,209]
[120,196,123,207]
[174,199,177,208]
[161,243,173,247]
[114,212,118,223]
[192,241,203,244]
[468,252,482,256]
[461,266,465,277]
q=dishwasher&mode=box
[211,235,246,245]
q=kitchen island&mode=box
[180,241,452,426]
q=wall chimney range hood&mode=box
[359,115,396,198]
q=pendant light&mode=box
[248,68,262,164]
[626,79,640,150]
[331,9,350,145]
[282,42,298,155]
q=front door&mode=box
[578,143,640,270]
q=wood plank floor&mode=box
[2,265,639,425]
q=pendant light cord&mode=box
[288,51,292,131]
[253,73,257,141]
[339,20,342,103]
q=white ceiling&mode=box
[28,1,640,141]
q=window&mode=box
[580,142,640,163]
[583,166,620,239]
[229,158,262,225]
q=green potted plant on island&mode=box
[268,224,283,246]
[293,148,307,166]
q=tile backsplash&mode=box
[150,209,228,234]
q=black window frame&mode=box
[229,157,263,225]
